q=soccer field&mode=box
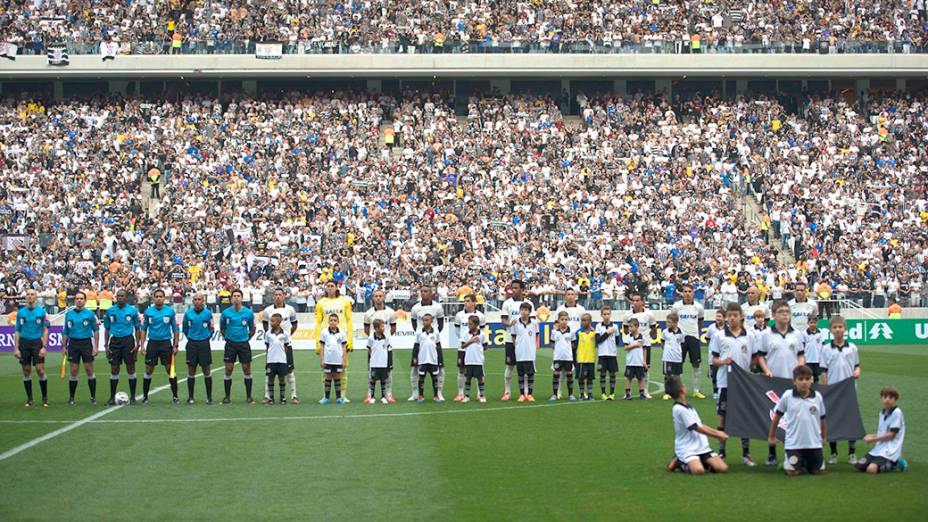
[1,344,925,521]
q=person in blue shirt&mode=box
[62,291,100,405]
[139,289,180,404]
[182,293,214,404]
[14,289,51,407]
[220,289,256,404]
[103,289,142,405]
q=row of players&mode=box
[9,281,837,411]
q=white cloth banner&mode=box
[255,42,283,59]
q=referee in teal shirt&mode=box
[139,289,180,404]
[14,289,50,407]
[62,291,99,405]
[220,289,256,404]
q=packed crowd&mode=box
[2,0,928,55]
[1,86,926,314]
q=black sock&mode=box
[205,376,213,401]
[143,374,152,398]
[625,388,631,395]
[768,445,777,458]
[478,381,485,397]
[431,373,439,396]
[465,380,472,396]
[334,378,341,398]
[719,438,727,455]
[369,378,376,398]
[849,440,857,454]
[69,378,78,399]
[267,381,274,400]
[109,375,119,398]
[224,375,232,399]
[244,375,253,399]
[418,374,425,397]
[829,441,838,455]
[552,374,559,395]
[325,380,332,399]
[527,374,534,396]
[187,376,196,400]
[567,374,574,395]
[88,377,96,400]
[380,381,386,399]
[587,380,593,396]
[24,378,33,401]
[279,382,285,402]
[39,377,47,401]
[742,438,751,457]
[169,377,178,399]
[128,374,137,398]
[609,375,616,395]
[600,372,606,394]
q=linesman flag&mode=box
[726,364,865,442]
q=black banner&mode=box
[726,364,865,442]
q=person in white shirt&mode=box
[555,288,586,334]
[705,310,726,399]
[509,302,539,402]
[800,311,823,383]
[262,288,299,403]
[500,280,534,401]
[622,318,648,400]
[365,319,392,404]
[671,284,706,399]
[453,294,485,402]
[768,365,827,476]
[856,386,907,474]
[665,375,729,475]
[757,300,803,465]
[364,290,397,402]
[263,314,291,405]
[595,307,620,400]
[820,316,862,465]
[318,314,348,405]
[711,303,759,467]
[788,282,818,332]
[661,312,685,400]
[460,316,487,403]
[624,293,657,399]
[549,311,576,401]
[409,286,445,401]
[412,313,443,402]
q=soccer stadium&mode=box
[1,1,927,520]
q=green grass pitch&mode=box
[1,344,926,520]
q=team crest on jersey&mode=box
[126,315,133,322]
[203,322,209,329]
[67,321,73,328]
[35,318,41,325]
[163,316,171,324]
[741,343,748,354]
[241,320,248,326]
[789,343,796,352]
[809,405,818,414]
[83,320,89,326]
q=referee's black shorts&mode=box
[185,339,212,367]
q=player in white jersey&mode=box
[768,365,827,476]
[262,288,300,403]
[318,314,348,405]
[554,288,586,399]
[365,319,392,404]
[453,294,485,402]
[857,386,907,473]
[263,314,291,404]
[549,311,576,400]
[705,310,725,399]
[661,311,685,401]
[500,280,534,401]
[711,303,759,466]
[820,316,861,465]
[671,284,706,399]
[624,293,657,399]
[412,313,443,402]
[595,307,620,400]
[622,318,648,400]
[787,282,818,332]
[741,287,769,323]
[460,316,488,403]
[509,302,539,402]
[747,308,769,374]
[665,375,729,475]
[364,290,397,402]
[800,311,823,382]
[409,286,445,401]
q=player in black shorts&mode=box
[104,289,142,405]
[182,293,215,404]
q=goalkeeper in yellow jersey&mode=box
[315,280,354,402]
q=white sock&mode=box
[385,370,393,397]
[558,370,566,396]
[436,368,445,395]
[504,365,513,394]
[692,367,700,393]
[288,372,297,399]
[410,366,418,396]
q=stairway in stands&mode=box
[739,191,795,266]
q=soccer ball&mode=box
[114,392,130,405]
